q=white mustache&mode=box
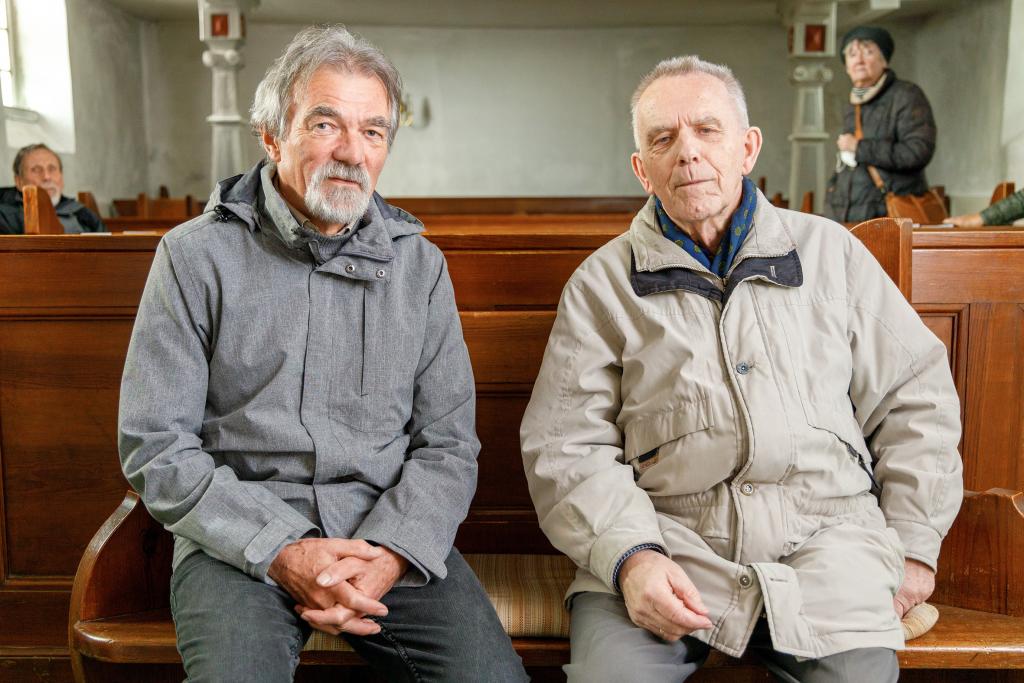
[311,162,369,193]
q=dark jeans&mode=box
[170,548,528,682]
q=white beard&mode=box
[304,162,372,229]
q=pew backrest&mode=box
[991,181,1016,204]
[22,185,62,235]
[850,216,912,301]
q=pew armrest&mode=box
[933,488,1024,616]
[69,490,173,627]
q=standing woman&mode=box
[826,27,937,223]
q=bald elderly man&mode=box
[521,55,962,682]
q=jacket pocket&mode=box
[329,284,415,434]
[623,399,718,493]
[805,404,880,494]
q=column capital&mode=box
[202,48,243,69]
[790,62,835,85]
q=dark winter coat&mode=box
[0,186,106,234]
[826,70,937,223]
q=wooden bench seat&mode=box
[72,603,1024,671]
[69,488,1024,679]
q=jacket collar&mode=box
[205,160,425,267]
[628,189,802,300]
[850,68,896,105]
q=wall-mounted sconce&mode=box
[399,94,430,129]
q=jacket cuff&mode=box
[980,205,997,226]
[364,536,431,588]
[590,521,666,593]
[246,519,321,583]
[355,504,443,587]
[612,543,667,593]
[887,519,942,572]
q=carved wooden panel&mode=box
[0,318,132,578]
[914,240,1024,492]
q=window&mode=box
[0,0,14,106]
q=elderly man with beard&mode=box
[118,25,526,683]
[521,56,962,682]
[0,143,105,233]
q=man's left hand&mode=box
[893,558,935,619]
[838,134,859,153]
[296,546,409,635]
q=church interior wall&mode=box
[59,0,149,210]
[139,20,796,201]
[11,0,1015,211]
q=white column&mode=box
[198,0,258,184]
[788,63,833,213]
[782,0,838,213]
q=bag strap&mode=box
[856,104,887,193]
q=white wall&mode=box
[58,0,149,210]
[141,21,797,200]
[824,0,1013,215]
[1003,0,1024,189]
[35,0,1020,209]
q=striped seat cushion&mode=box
[305,553,576,652]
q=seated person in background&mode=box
[0,143,105,234]
[521,55,963,683]
[949,188,1024,226]
[825,27,937,222]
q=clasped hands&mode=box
[620,550,935,640]
[267,537,408,636]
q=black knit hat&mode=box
[840,26,894,63]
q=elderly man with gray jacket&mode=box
[521,56,962,683]
[119,26,526,683]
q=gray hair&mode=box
[13,143,61,178]
[630,55,750,149]
[250,25,402,147]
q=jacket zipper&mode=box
[843,441,881,496]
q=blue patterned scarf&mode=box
[655,176,757,278]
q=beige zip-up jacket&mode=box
[520,192,962,659]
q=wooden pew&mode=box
[112,191,200,219]
[22,184,63,234]
[851,216,912,299]
[2,217,1024,680]
[769,191,788,209]
[64,217,1024,681]
[991,181,1016,204]
[77,191,101,218]
[388,196,645,216]
[800,190,814,214]
[136,192,197,219]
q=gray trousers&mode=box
[170,548,528,682]
[566,592,899,683]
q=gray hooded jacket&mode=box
[119,161,479,586]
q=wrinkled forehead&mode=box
[23,148,61,169]
[636,73,741,132]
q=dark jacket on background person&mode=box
[0,186,106,234]
[981,189,1024,225]
[826,70,937,223]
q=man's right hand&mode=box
[619,550,713,641]
[948,212,983,227]
[267,538,389,635]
